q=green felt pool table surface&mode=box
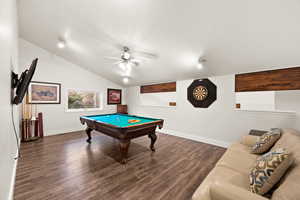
[82,114,161,128]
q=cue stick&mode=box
[30,104,32,119]
[34,118,39,137]
[38,113,44,137]
[26,119,29,140]
[22,102,25,119]
[23,102,26,119]
[26,103,28,119]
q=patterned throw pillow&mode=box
[252,128,281,154]
[249,148,293,195]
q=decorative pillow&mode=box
[249,148,294,195]
[252,128,281,154]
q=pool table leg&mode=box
[148,132,157,152]
[119,140,130,164]
[86,128,93,143]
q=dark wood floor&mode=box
[14,131,225,200]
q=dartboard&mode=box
[188,79,217,108]
[193,86,208,101]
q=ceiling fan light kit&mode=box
[121,46,131,60]
[104,45,158,84]
[122,52,131,60]
[197,57,206,70]
[118,62,128,71]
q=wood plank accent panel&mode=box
[140,82,176,93]
[14,131,225,200]
[235,67,300,92]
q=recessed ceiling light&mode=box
[57,39,66,49]
[123,77,129,84]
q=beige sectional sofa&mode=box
[192,129,300,200]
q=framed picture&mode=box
[107,88,122,105]
[28,81,61,104]
[66,89,103,112]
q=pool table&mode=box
[80,113,164,164]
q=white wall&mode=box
[235,91,275,111]
[276,90,300,130]
[0,0,19,199]
[127,75,298,147]
[19,39,126,136]
[140,92,176,107]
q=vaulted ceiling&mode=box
[18,0,300,86]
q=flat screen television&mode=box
[11,58,38,105]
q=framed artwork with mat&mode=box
[28,81,61,104]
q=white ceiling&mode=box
[18,0,300,86]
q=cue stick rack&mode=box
[21,102,44,142]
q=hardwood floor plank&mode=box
[14,131,225,200]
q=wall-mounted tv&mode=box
[11,58,38,105]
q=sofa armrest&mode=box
[210,181,269,200]
[240,135,259,147]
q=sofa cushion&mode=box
[216,144,258,174]
[250,148,294,195]
[271,164,300,200]
[211,181,269,200]
[270,129,300,200]
[241,135,260,147]
[229,142,253,153]
[252,128,281,154]
[271,129,300,155]
[192,165,249,200]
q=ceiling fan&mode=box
[105,46,158,68]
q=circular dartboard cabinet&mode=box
[187,79,217,108]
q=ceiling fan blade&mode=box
[132,61,139,66]
[133,50,158,59]
[110,43,125,52]
[113,61,123,65]
[131,58,141,63]
[104,56,121,61]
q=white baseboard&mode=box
[45,129,85,136]
[158,128,230,148]
[8,155,18,200]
